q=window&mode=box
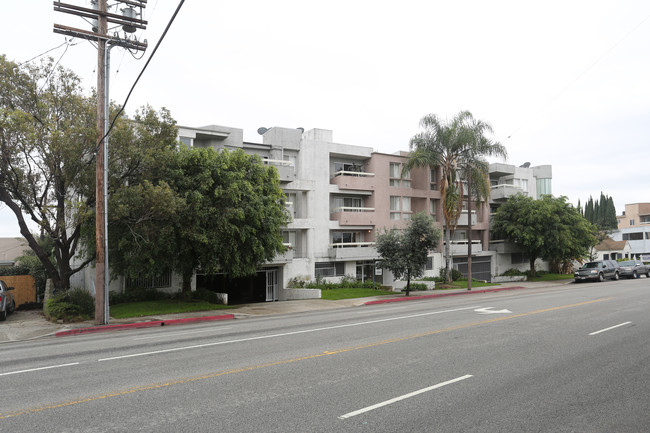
[390,196,401,220]
[332,231,362,245]
[429,200,437,221]
[430,168,437,190]
[315,262,345,277]
[389,162,410,187]
[125,271,172,290]
[285,192,297,218]
[630,219,635,226]
[536,178,551,198]
[511,253,528,265]
[623,232,643,241]
[179,136,193,147]
[334,161,363,175]
[332,196,364,212]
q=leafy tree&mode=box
[492,195,596,276]
[0,55,178,291]
[404,111,506,283]
[108,146,290,294]
[376,213,442,296]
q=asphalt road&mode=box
[1,279,649,432]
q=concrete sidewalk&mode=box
[0,280,571,342]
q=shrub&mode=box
[109,288,171,305]
[45,288,95,321]
[407,283,428,291]
[189,289,222,304]
[501,268,525,276]
[439,268,463,281]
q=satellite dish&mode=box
[520,162,531,168]
[297,127,304,133]
[257,127,269,135]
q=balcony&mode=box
[263,159,295,182]
[456,210,477,226]
[445,240,483,256]
[488,240,520,254]
[328,242,379,260]
[330,207,375,226]
[491,184,524,201]
[330,170,375,191]
[269,243,294,263]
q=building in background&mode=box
[613,203,650,260]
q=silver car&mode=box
[618,260,650,279]
[574,260,620,282]
[0,279,16,321]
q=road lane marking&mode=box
[339,375,473,419]
[474,307,512,314]
[589,321,632,336]
[98,305,482,361]
[0,297,613,421]
[132,327,232,341]
[0,363,79,377]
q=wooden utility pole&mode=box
[53,1,148,325]
[95,0,108,325]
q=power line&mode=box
[103,0,186,141]
[503,12,650,142]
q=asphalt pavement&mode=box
[0,280,571,342]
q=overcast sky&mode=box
[2,0,650,237]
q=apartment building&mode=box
[612,203,650,260]
[71,124,553,301]
[488,162,553,276]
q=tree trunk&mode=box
[444,228,451,282]
[529,256,538,277]
[181,270,193,296]
[405,273,411,297]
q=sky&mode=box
[1,0,650,237]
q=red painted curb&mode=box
[55,314,235,337]
[364,286,526,305]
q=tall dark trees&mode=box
[580,192,617,231]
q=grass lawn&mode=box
[436,279,499,290]
[110,299,232,319]
[526,273,574,282]
[320,288,396,300]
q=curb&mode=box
[55,314,235,337]
[363,286,526,305]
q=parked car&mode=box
[574,260,621,282]
[0,279,16,321]
[618,260,650,279]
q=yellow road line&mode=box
[0,297,611,420]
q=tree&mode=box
[0,55,178,291]
[455,112,507,288]
[108,146,290,294]
[404,111,506,284]
[376,213,442,296]
[580,193,617,232]
[492,194,596,276]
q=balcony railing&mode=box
[263,159,295,182]
[331,206,374,213]
[328,242,379,260]
[491,184,524,201]
[444,240,483,255]
[330,207,376,225]
[333,170,374,178]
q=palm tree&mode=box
[455,111,507,289]
[404,111,507,284]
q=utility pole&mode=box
[53,0,148,325]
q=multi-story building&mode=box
[488,162,553,276]
[613,203,650,260]
[72,124,553,302]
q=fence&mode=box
[0,275,37,307]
